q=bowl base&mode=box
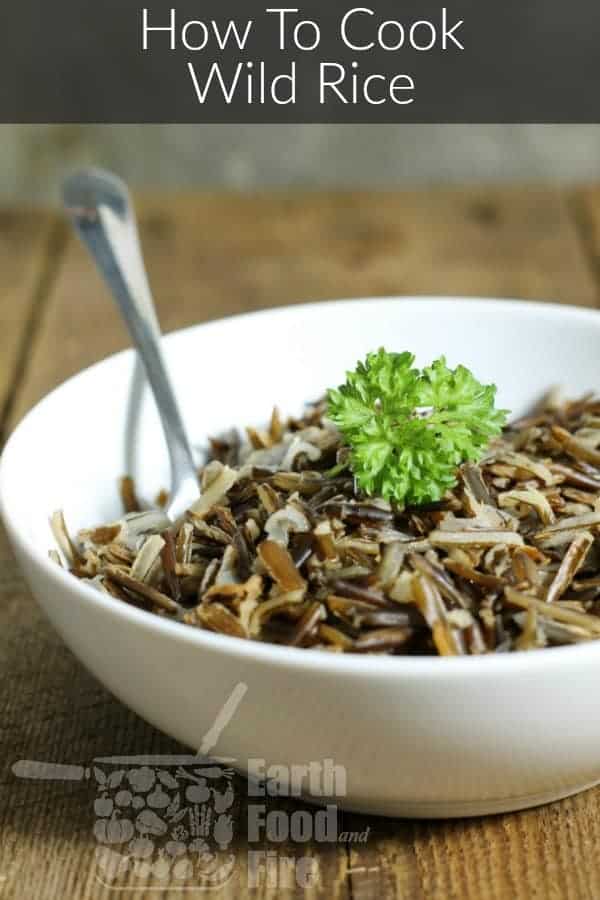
[300,777,600,819]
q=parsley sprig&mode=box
[327,349,508,506]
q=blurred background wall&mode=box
[2,124,600,203]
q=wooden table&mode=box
[3,186,600,900]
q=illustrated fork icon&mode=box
[12,682,247,783]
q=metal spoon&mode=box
[62,168,199,520]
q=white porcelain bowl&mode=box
[3,297,600,818]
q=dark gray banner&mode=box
[1,1,598,122]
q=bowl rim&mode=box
[4,294,600,679]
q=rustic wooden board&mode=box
[2,186,600,900]
[0,209,64,442]
[10,185,598,426]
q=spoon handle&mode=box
[62,168,198,518]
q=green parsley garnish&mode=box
[327,349,508,507]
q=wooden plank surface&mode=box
[0,209,65,442]
[2,185,600,900]
[9,185,598,426]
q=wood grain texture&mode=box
[0,209,65,440]
[2,185,600,900]
[9,185,598,427]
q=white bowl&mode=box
[3,297,600,818]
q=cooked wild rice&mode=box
[51,391,600,655]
